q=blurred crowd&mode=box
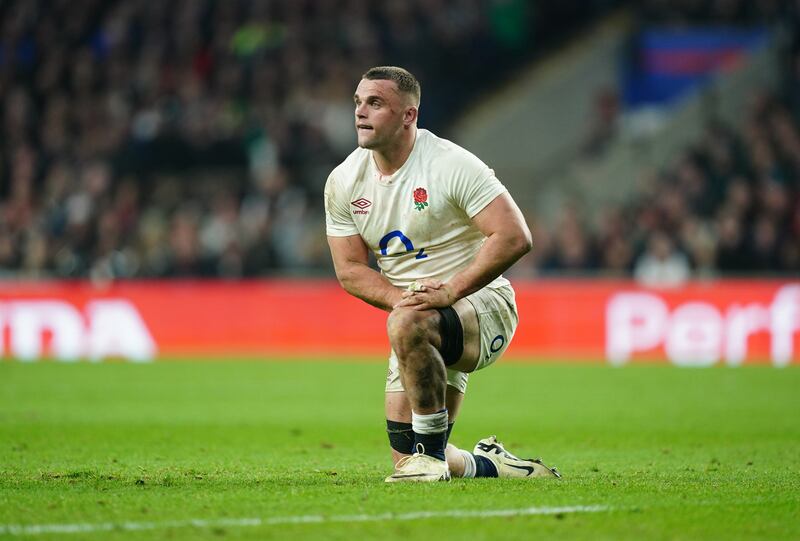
[3,0,579,279]
[0,0,797,281]
[519,92,800,283]
[513,0,800,282]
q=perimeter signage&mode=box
[0,299,156,361]
[606,285,800,367]
[0,281,797,365]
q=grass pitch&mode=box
[1,360,798,540]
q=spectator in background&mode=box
[633,230,691,287]
[748,214,782,271]
[679,217,717,278]
[715,211,751,272]
[595,207,634,276]
[540,205,597,274]
[581,88,620,157]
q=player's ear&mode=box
[403,106,418,127]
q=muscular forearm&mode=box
[337,263,404,312]
[446,231,531,300]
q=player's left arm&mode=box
[396,192,531,310]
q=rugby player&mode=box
[324,66,560,482]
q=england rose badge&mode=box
[413,187,428,211]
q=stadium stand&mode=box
[0,0,622,279]
[0,0,796,280]
[510,0,800,281]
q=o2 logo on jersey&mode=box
[484,335,505,361]
[379,230,427,259]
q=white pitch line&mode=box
[0,505,609,536]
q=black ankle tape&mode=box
[388,421,456,455]
[386,420,414,454]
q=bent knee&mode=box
[386,307,440,351]
[387,306,432,333]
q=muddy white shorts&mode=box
[385,284,518,394]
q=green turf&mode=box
[1,360,799,540]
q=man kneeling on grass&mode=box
[325,66,561,482]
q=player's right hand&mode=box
[394,279,455,310]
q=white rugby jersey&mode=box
[324,129,511,290]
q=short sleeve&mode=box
[324,172,360,237]
[451,155,508,218]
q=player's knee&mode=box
[386,307,438,353]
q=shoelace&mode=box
[393,455,414,470]
[393,443,429,472]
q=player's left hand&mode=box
[394,279,457,310]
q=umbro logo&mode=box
[351,198,372,215]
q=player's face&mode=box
[353,79,409,150]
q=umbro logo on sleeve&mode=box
[351,198,372,214]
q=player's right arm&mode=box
[324,169,403,312]
[327,234,403,312]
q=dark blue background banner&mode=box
[624,28,769,108]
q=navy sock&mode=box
[414,431,447,461]
[388,421,454,458]
[474,454,498,477]
[412,409,450,461]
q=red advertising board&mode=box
[0,280,798,366]
[513,281,799,366]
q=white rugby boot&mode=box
[385,444,451,483]
[473,435,561,479]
